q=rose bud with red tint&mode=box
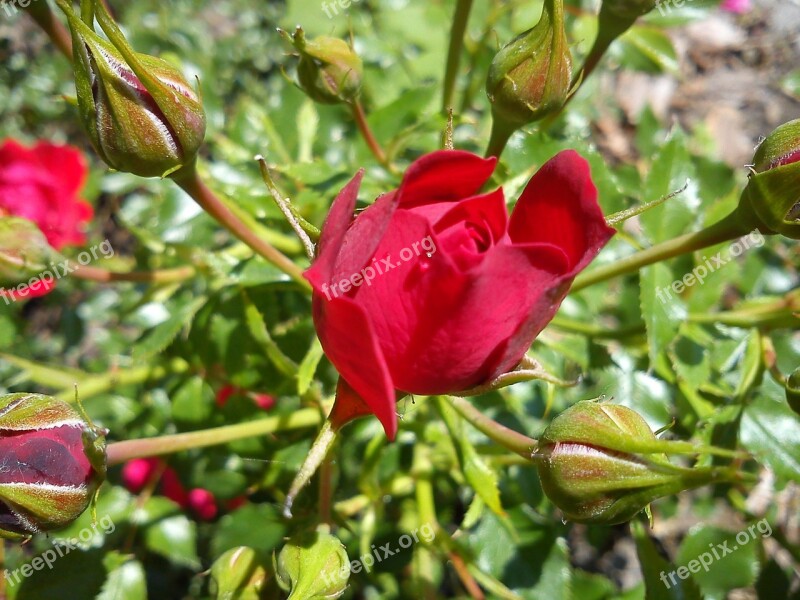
[736,119,800,239]
[0,393,107,540]
[534,400,744,524]
[487,0,572,128]
[56,0,205,178]
[305,150,615,440]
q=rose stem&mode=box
[484,117,517,158]
[72,265,196,284]
[688,290,799,328]
[350,100,389,167]
[171,164,311,291]
[445,395,537,459]
[105,408,322,466]
[282,418,339,518]
[570,211,752,293]
[442,0,475,112]
[55,358,190,403]
[25,3,73,59]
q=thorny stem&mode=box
[72,264,195,284]
[106,408,322,466]
[171,164,310,290]
[351,100,389,167]
[571,211,752,293]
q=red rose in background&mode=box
[215,385,276,411]
[0,139,92,300]
[305,150,614,440]
[0,140,92,250]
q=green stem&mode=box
[57,358,190,403]
[688,291,799,328]
[106,408,321,466]
[171,164,310,290]
[442,0,474,112]
[549,315,645,338]
[571,211,751,293]
[446,396,537,459]
[282,418,338,518]
[484,116,517,158]
[72,264,195,284]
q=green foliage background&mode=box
[0,0,798,598]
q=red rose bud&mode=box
[787,368,800,416]
[0,217,66,301]
[187,488,218,521]
[121,457,160,493]
[282,27,363,105]
[534,401,743,525]
[55,0,205,178]
[276,528,350,600]
[486,0,572,127]
[736,119,800,239]
[0,139,92,251]
[305,150,614,440]
[0,393,107,540]
[210,546,273,600]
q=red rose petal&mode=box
[305,170,364,290]
[397,150,497,207]
[312,294,398,439]
[509,150,615,271]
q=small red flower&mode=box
[0,139,93,300]
[306,150,614,440]
[216,385,276,411]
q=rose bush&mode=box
[306,149,615,439]
[0,139,93,300]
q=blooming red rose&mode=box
[0,139,93,301]
[305,150,614,440]
[0,139,92,250]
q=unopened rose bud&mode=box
[275,528,350,600]
[281,27,363,105]
[210,546,272,600]
[534,401,742,525]
[0,217,64,289]
[735,119,800,239]
[0,393,107,540]
[787,368,800,416]
[486,0,572,127]
[56,0,205,178]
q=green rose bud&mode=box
[787,368,800,416]
[281,27,363,105]
[486,0,572,127]
[55,0,206,178]
[0,218,64,289]
[0,393,107,540]
[534,401,742,525]
[735,119,800,239]
[210,546,273,600]
[275,528,350,600]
